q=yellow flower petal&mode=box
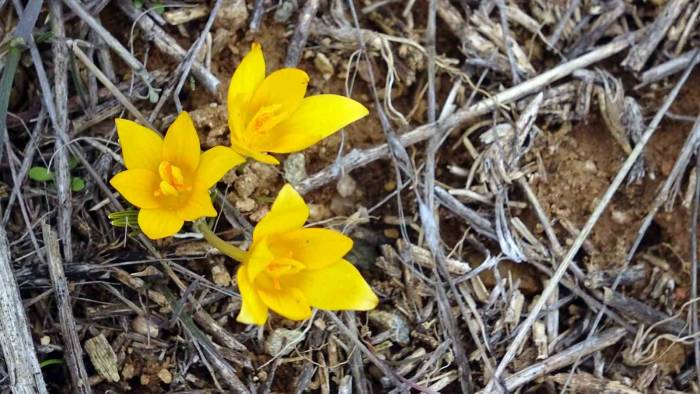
[162,112,201,174]
[258,286,311,321]
[248,68,309,121]
[245,237,275,284]
[257,95,369,153]
[109,169,161,209]
[292,259,378,311]
[138,208,184,239]
[269,228,353,269]
[230,140,280,165]
[253,184,308,242]
[177,188,217,221]
[228,43,265,140]
[115,118,163,172]
[195,146,245,189]
[236,265,269,325]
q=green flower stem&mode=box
[197,222,247,263]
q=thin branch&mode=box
[62,0,154,87]
[486,46,700,392]
[285,0,320,67]
[326,312,436,393]
[561,51,700,392]
[298,32,637,194]
[70,40,153,129]
[41,221,91,393]
[693,145,700,388]
[172,0,224,113]
[250,0,266,32]
[115,0,219,94]
[500,328,626,392]
[0,210,47,393]
[50,0,74,262]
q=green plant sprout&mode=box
[28,157,86,192]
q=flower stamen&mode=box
[154,161,191,197]
[247,104,286,136]
[264,258,305,291]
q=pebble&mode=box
[234,196,256,212]
[215,0,248,31]
[330,196,354,216]
[583,160,597,173]
[314,52,334,79]
[384,228,399,238]
[273,0,295,22]
[337,175,357,198]
[284,153,307,185]
[132,315,159,337]
[264,328,305,356]
[157,368,173,384]
[211,262,231,287]
[611,209,631,224]
[368,310,410,345]
[308,203,332,221]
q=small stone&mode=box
[122,363,136,380]
[330,196,354,216]
[221,165,238,184]
[264,328,306,356]
[211,262,231,287]
[157,368,173,384]
[284,153,307,185]
[273,0,295,22]
[314,318,327,330]
[215,0,248,32]
[40,336,50,346]
[583,160,597,173]
[234,196,256,212]
[611,209,631,224]
[234,172,260,199]
[384,228,399,238]
[337,175,357,198]
[314,52,334,79]
[140,374,150,386]
[384,180,396,191]
[368,310,410,345]
[308,203,332,221]
[132,315,159,337]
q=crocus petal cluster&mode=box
[110,112,244,239]
[237,184,378,325]
[227,43,369,164]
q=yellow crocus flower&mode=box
[110,112,244,239]
[227,43,369,164]
[202,184,378,325]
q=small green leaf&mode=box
[68,156,79,170]
[70,177,85,192]
[40,358,63,368]
[109,209,140,229]
[153,3,165,15]
[28,166,53,182]
[33,31,54,44]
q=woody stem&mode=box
[197,221,247,263]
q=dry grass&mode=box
[1,0,700,392]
